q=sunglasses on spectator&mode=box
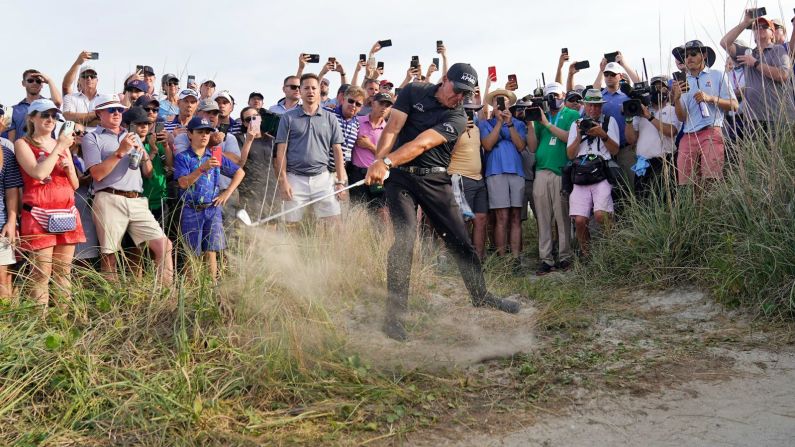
[38,111,58,120]
[242,116,259,123]
[167,81,179,86]
[604,72,618,77]
[104,107,124,115]
[753,24,770,30]
[144,107,158,113]
[26,78,43,84]
[347,98,363,107]
[286,85,300,90]
[205,110,220,115]
[80,74,97,79]
[74,130,86,136]
[686,50,703,57]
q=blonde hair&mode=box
[345,86,366,102]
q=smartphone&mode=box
[465,108,474,120]
[136,64,144,72]
[562,48,568,54]
[672,71,690,91]
[154,122,165,134]
[747,7,767,18]
[187,75,195,84]
[605,51,619,63]
[217,123,229,134]
[212,146,223,164]
[378,39,392,48]
[394,87,402,96]
[508,74,518,89]
[436,40,443,53]
[328,57,337,69]
[250,114,263,132]
[306,54,320,63]
[432,57,439,67]
[89,52,99,60]
[60,120,75,136]
[496,97,506,111]
[359,53,366,62]
[488,66,497,82]
[377,61,384,70]
[410,56,419,69]
[573,60,590,70]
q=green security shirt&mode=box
[534,107,580,176]
[142,141,168,210]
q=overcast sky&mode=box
[1,0,786,114]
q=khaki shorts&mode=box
[92,191,166,254]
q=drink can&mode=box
[698,101,710,118]
[128,150,142,170]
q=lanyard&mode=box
[547,110,562,128]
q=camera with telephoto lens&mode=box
[622,81,652,117]
[515,96,548,121]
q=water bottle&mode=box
[128,149,142,170]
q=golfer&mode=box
[365,63,520,341]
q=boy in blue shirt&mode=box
[174,117,245,280]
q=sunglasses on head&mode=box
[346,98,363,107]
[26,78,43,84]
[38,111,58,120]
[286,85,300,90]
[243,116,259,123]
[80,74,97,79]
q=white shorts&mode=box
[283,171,341,222]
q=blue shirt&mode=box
[477,117,527,178]
[174,148,240,205]
[158,99,179,120]
[9,98,32,141]
[0,139,23,228]
[679,67,735,133]
[601,89,629,146]
[227,118,241,135]
[173,132,240,190]
[164,115,187,133]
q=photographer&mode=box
[624,76,681,202]
[720,14,794,134]
[565,89,619,258]
[670,40,738,187]
[526,82,580,275]
[479,89,527,261]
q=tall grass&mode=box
[0,206,447,445]
[584,123,795,316]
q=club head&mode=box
[236,208,253,226]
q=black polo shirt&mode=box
[391,83,467,168]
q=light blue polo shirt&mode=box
[679,67,735,133]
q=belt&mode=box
[185,202,214,211]
[685,125,720,135]
[97,188,141,198]
[397,166,447,176]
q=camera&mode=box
[622,81,651,117]
[578,117,599,133]
[514,97,547,121]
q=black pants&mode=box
[634,154,675,203]
[385,169,487,314]
[349,164,386,209]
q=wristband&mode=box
[753,60,761,69]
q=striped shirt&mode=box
[0,140,23,228]
[330,105,359,166]
[228,118,242,135]
[164,115,190,133]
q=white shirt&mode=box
[567,116,620,160]
[632,104,681,159]
[63,91,99,132]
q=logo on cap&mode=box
[461,73,476,84]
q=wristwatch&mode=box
[382,157,393,169]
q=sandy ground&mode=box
[402,288,795,447]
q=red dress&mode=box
[19,141,85,251]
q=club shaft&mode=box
[251,179,366,226]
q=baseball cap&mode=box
[249,91,264,101]
[140,65,155,75]
[125,79,148,92]
[603,62,624,74]
[379,79,394,88]
[447,63,478,92]
[187,116,216,132]
[79,65,97,75]
[162,73,179,84]
[93,94,127,111]
[755,17,775,30]
[373,92,394,104]
[772,18,786,30]
[122,106,151,125]
[198,98,219,112]
[178,89,199,101]
[200,78,216,87]
[213,90,234,104]
[320,78,330,86]
[543,82,565,96]
[135,95,160,108]
[27,98,61,116]
[565,90,583,102]
[650,75,671,85]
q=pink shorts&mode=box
[569,180,613,218]
[677,127,725,185]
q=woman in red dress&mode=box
[14,99,85,307]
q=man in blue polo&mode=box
[274,73,346,223]
[599,62,633,183]
[269,76,302,115]
[164,89,199,133]
[6,69,62,141]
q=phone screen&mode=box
[496,97,506,111]
[359,53,366,62]
[89,52,99,60]
[154,122,165,134]
[432,57,440,67]
[377,61,384,69]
